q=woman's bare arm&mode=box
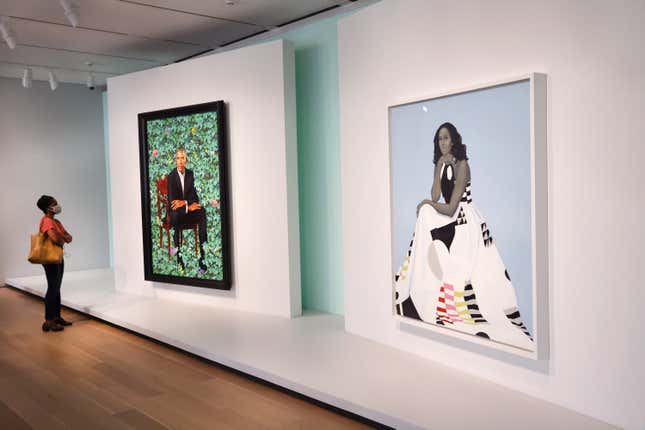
[431,161,442,202]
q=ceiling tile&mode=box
[0,44,155,75]
[134,0,347,27]
[0,0,369,85]
[1,0,264,46]
[2,19,202,63]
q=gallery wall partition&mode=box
[274,16,345,315]
[0,77,109,282]
[107,40,301,318]
[338,1,644,429]
[102,93,114,268]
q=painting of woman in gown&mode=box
[393,122,533,350]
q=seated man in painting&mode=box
[168,147,208,272]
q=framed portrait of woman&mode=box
[138,101,232,290]
[388,74,548,359]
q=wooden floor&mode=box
[0,286,375,430]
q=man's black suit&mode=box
[167,167,207,251]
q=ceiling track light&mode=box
[59,0,79,28]
[0,16,17,50]
[48,70,59,91]
[86,72,95,90]
[22,68,33,88]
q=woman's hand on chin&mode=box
[439,154,455,165]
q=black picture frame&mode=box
[137,101,232,290]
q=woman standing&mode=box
[394,123,532,348]
[36,195,73,332]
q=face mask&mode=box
[49,205,62,214]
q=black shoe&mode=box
[42,321,64,332]
[55,317,72,326]
[178,256,185,270]
[198,260,207,273]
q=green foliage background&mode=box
[145,112,224,280]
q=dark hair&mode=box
[433,122,468,164]
[36,195,55,214]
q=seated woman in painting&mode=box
[394,122,533,348]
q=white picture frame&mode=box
[387,73,548,360]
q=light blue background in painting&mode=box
[389,80,532,334]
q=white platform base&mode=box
[5,269,616,430]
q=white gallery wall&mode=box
[107,40,301,318]
[0,77,109,282]
[338,1,644,429]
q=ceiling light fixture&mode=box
[22,68,32,88]
[0,16,17,50]
[48,70,59,91]
[59,0,80,28]
[86,72,95,90]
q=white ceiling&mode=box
[0,0,369,87]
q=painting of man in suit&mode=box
[168,148,208,272]
[139,101,230,289]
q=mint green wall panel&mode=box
[279,18,344,314]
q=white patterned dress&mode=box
[394,163,533,349]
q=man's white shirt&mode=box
[177,169,188,213]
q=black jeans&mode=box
[43,260,64,320]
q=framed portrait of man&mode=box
[137,101,231,290]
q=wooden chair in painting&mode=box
[155,175,199,256]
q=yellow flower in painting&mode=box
[191,127,196,134]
